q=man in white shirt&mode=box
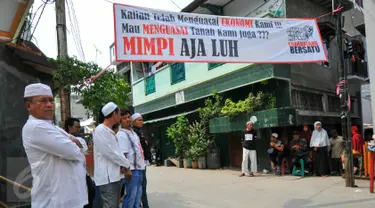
[65,117,96,208]
[94,102,131,208]
[65,117,88,155]
[22,83,88,208]
[117,109,145,208]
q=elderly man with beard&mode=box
[22,83,88,208]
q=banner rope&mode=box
[315,5,344,19]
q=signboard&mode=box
[113,4,327,63]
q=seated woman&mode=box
[290,131,311,173]
[268,133,285,174]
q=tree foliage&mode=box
[198,90,223,125]
[221,92,276,117]
[187,121,212,160]
[49,56,131,118]
[166,115,191,157]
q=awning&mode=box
[144,110,197,124]
[5,40,56,74]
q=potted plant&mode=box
[166,116,191,168]
[187,122,211,169]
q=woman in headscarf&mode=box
[310,121,330,177]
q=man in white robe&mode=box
[94,102,131,208]
[22,83,88,208]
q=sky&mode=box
[32,0,193,68]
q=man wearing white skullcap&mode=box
[22,83,88,208]
[131,113,150,208]
[239,121,258,177]
[94,102,131,208]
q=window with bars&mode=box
[170,63,185,85]
[145,74,156,95]
[292,90,323,111]
[208,63,224,70]
[328,96,341,112]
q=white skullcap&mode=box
[271,133,278,138]
[246,121,253,125]
[101,102,118,116]
[24,83,53,98]
[132,113,142,122]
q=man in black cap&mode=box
[290,131,311,173]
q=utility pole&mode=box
[56,0,71,125]
[335,0,354,187]
[364,0,375,140]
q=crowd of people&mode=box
[22,83,150,208]
[20,82,369,208]
[239,120,366,177]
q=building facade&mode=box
[110,0,368,169]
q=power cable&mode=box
[169,0,181,10]
[67,0,86,61]
[30,1,48,40]
[66,0,86,61]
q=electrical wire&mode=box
[66,0,86,61]
[169,0,181,10]
[29,1,48,40]
[67,0,86,61]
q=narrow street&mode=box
[145,166,375,208]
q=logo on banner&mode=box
[287,26,321,55]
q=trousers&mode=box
[122,170,144,208]
[98,180,122,208]
[242,148,257,173]
[141,168,149,208]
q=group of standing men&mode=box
[21,83,151,208]
[95,103,150,208]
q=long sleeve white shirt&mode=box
[22,115,88,208]
[93,124,130,186]
[75,136,88,168]
[117,128,145,171]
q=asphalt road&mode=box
[144,166,375,208]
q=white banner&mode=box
[113,4,328,63]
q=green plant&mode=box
[221,92,276,117]
[49,56,131,120]
[221,98,246,116]
[187,122,211,161]
[262,93,277,109]
[166,116,190,157]
[198,90,223,124]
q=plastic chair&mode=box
[292,159,305,177]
